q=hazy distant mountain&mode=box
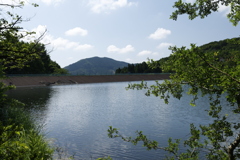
[64,57,129,75]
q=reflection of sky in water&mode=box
[7,81,239,159]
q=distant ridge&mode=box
[64,57,129,75]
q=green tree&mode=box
[108,1,240,159]
[0,1,54,159]
[128,64,135,73]
[0,1,41,76]
[0,1,67,75]
[5,42,68,75]
[170,0,240,26]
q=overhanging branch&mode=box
[196,52,240,84]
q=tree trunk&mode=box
[228,134,240,160]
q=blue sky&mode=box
[9,0,240,67]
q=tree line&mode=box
[115,57,172,74]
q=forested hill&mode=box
[64,57,129,75]
[116,37,240,74]
[199,37,240,54]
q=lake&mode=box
[6,81,236,159]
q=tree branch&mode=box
[228,134,240,160]
[197,52,240,84]
[0,3,23,8]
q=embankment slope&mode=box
[1,74,170,87]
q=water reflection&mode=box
[7,87,52,107]
[6,81,238,159]
[6,86,53,125]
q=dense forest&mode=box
[3,41,67,75]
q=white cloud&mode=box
[107,45,119,52]
[218,4,231,16]
[51,37,69,49]
[107,44,134,53]
[74,44,93,51]
[88,0,137,13]
[157,42,173,49]
[138,50,152,56]
[27,25,93,51]
[65,27,88,36]
[137,50,160,57]
[152,52,160,56]
[148,28,171,40]
[22,25,50,43]
[52,37,93,51]
[33,25,47,34]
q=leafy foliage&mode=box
[0,85,54,160]
[108,1,240,159]
[0,114,54,160]
[116,37,240,75]
[0,1,66,75]
[109,38,240,160]
[96,156,113,160]
[0,1,54,159]
[0,2,39,76]
[4,43,68,75]
[170,0,240,26]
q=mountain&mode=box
[64,57,129,75]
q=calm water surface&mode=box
[7,81,235,159]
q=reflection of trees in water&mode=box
[6,87,53,125]
[7,87,52,106]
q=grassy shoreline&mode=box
[0,103,54,159]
